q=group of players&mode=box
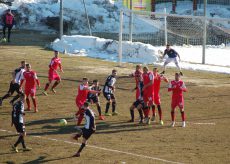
[0,44,187,157]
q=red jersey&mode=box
[153,73,168,94]
[142,71,154,91]
[21,71,39,89]
[76,84,90,103]
[49,57,61,71]
[168,80,187,101]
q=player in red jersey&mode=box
[20,64,40,112]
[43,51,63,95]
[130,64,143,100]
[168,73,187,127]
[142,66,154,124]
[151,67,168,125]
[75,78,101,126]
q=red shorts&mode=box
[154,93,161,105]
[143,91,153,105]
[48,70,61,82]
[25,87,36,97]
[75,99,85,110]
[171,98,184,109]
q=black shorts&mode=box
[133,99,145,108]
[87,96,99,104]
[14,122,25,133]
[103,92,115,101]
[8,82,21,95]
[82,128,95,140]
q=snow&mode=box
[0,0,230,33]
[52,35,230,74]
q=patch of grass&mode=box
[0,30,230,163]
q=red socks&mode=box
[26,98,30,110]
[171,111,175,122]
[44,83,50,91]
[181,111,185,121]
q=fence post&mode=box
[202,0,207,64]
[129,0,133,42]
[118,10,123,66]
[59,0,63,39]
[164,8,167,45]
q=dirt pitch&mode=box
[0,30,230,164]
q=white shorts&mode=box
[164,57,179,66]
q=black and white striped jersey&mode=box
[84,108,95,130]
[14,67,25,84]
[103,75,116,94]
[12,100,24,124]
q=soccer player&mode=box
[43,51,63,95]
[2,9,15,42]
[20,64,40,112]
[11,93,32,152]
[151,67,169,125]
[168,73,187,127]
[87,80,104,120]
[160,44,183,76]
[75,78,101,126]
[129,64,144,123]
[142,66,154,124]
[0,61,26,106]
[72,102,96,157]
[103,69,118,116]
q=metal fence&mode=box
[118,9,230,64]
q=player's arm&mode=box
[34,73,40,88]
[168,82,173,92]
[162,49,167,58]
[142,74,154,91]
[174,49,181,61]
[180,82,187,92]
[59,63,64,73]
[19,73,25,88]
[161,75,169,83]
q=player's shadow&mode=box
[23,156,73,164]
[26,117,73,126]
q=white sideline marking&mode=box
[190,122,216,125]
[3,50,26,55]
[0,129,183,164]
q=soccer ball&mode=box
[59,119,67,126]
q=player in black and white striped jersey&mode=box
[0,61,26,106]
[103,69,117,116]
[72,102,96,157]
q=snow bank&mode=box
[52,35,160,63]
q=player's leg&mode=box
[73,128,94,157]
[7,26,12,42]
[104,93,111,116]
[25,90,31,110]
[51,80,60,93]
[31,88,38,112]
[151,104,156,121]
[170,106,176,127]
[10,84,22,105]
[96,101,104,120]
[161,58,171,74]
[174,58,183,75]
[111,95,117,116]
[129,103,135,122]
[179,102,186,127]
[137,103,144,124]
[0,82,15,105]
[3,25,6,39]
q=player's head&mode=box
[153,67,158,73]
[93,79,99,86]
[7,9,11,14]
[136,64,142,71]
[112,69,117,77]
[175,72,181,81]
[21,61,26,68]
[83,102,89,109]
[25,64,31,71]
[82,77,88,85]
[54,50,59,57]
[143,66,149,73]
[166,44,171,50]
